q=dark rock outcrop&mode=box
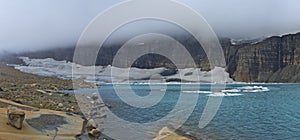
[227,33,300,82]
[160,69,178,76]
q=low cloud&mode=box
[0,0,300,52]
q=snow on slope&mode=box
[11,57,234,84]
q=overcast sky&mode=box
[1,0,300,52]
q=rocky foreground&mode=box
[0,64,95,139]
[0,99,84,140]
[0,64,194,140]
[0,64,96,114]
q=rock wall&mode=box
[227,33,300,82]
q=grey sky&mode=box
[0,0,300,52]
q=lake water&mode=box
[83,84,300,140]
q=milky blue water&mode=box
[95,84,300,140]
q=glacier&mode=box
[10,57,234,84]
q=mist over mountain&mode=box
[1,0,300,52]
[2,1,300,83]
[8,32,300,83]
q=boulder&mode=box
[58,103,64,108]
[91,95,99,100]
[88,128,101,139]
[6,106,25,129]
[153,127,193,140]
[86,119,97,131]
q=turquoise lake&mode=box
[78,84,300,140]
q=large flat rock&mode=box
[0,108,84,140]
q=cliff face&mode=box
[15,33,300,83]
[227,33,300,82]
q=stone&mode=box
[58,103,64,108]
[153,127,194,140]
[88,128,101,139]
[80,119,88,134]
[6,106,25,129]
[91,95,99,100]
[13,98,23,104]
[86,119,97,131]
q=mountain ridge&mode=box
[5,32,300,83]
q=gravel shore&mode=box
[0,64,92,114]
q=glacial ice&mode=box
[12,57,234,84]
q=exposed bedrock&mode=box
[226,33,300,82]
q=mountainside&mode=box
[226,33,300,82]
[12,33,300,83]
[20,34,212,70]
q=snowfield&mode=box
[11,57,234,84]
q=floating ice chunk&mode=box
[207,92,243,97]
[221,89,241,93]
[238,86,270,92]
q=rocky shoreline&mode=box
[0,100,84,140]
[0,63,196,140]
[0,64,96,114]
